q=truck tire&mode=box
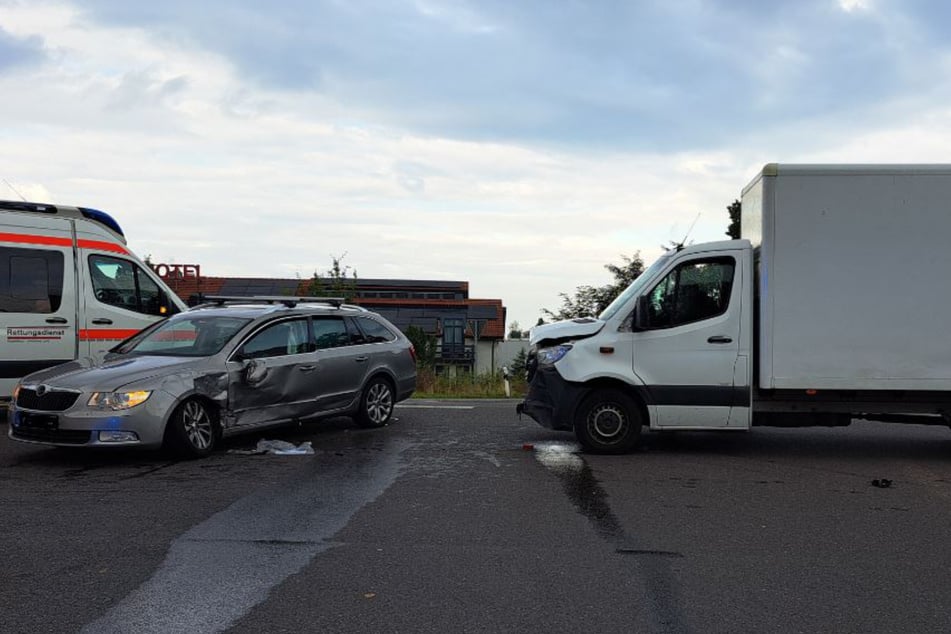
[165,398,218,458]
[574,388,643,454]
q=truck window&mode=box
[0,246,64,313]
[646,257,735,328]
[89,254,174,317]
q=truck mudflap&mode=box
[516,366,585,431]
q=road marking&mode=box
[396,404,475,410]
[82,438,409,634]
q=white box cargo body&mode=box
[519,163,951,453]
[741,164,951,392]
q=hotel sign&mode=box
[150,263,201,279]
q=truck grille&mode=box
[15,388,80,412]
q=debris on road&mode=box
[228,439,315,455]
[871,478,893,488]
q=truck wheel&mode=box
[574,389,643,454]
[165,398,218,458]
[356,377,394,428]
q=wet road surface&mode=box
[3,402,951,632]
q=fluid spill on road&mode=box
[82,434,410,634]
[533,442,689,633]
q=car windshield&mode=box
[115,315,252,357]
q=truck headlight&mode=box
[537,344,572,365]
[88,390,152,410]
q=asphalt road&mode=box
[3,402,951,633]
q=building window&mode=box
[443,318,464,350]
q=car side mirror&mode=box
[242,358,268,386]
[634,296,650,331]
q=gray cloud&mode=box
[0,27,46,72]
[71,1,951,151]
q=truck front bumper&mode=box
[517,366,585,431]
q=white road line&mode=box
[396,404,475,410]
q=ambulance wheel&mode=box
[165,398,218,458]
[574,388,643,454]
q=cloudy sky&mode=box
[2,0,950,331]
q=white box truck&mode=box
[518,164,951,452]
[1,200,187,399]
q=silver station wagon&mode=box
[9,297,417,457]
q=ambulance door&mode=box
[0,217,78,397]
[78,249,178,360]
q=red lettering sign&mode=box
[150,263,201,279]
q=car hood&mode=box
[21,355,207,392]
[529,317,605,346]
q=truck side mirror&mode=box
[634,296,650,331]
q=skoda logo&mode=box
[35,384,49,396]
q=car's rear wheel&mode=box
[165,398,218,458]
[356,377,394,428]
[574,388,643,454]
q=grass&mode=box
[412,368,527,399]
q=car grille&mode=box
[15,388,80,412]
[10,427,91,445]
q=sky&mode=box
[2,0,951,332]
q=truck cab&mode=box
[519,240,754,453]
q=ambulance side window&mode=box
[88,255,173,317]
[0,246,64,314]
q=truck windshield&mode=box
[598,251,674,321]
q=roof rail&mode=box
[199,295,348,309]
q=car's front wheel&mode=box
[165,398,218,458]
[574,388,643,454]
[356,377,394,428]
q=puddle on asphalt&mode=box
[533,442,625,541]
[531,441,688,632]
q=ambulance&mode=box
[0,200,186,399]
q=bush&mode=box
[413,368,527,398]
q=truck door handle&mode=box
[91,318,114,325]
[45,317,68,324]
[707,336,733,344]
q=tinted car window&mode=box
[355,316,397,343]
[312,316,349,349]
[0,246,64,313]
[240,318,311,359]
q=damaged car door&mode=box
[226,316,317,427]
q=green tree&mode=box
[507,321,523,339]
[309,253,358,301]
[404,325,437,368]
[543,253,645,320]
[509,347,528,378]
[726,199,741,239]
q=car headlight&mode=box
[536,344,572,365]
[87,390,152,410]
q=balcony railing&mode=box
[436,344,474,363]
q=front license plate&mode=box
[16,413,59,429]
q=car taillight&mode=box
[408,344,417,364]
